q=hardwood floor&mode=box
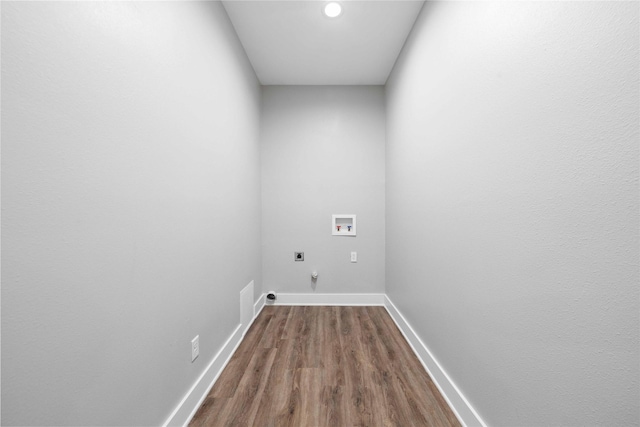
[189,306,461,427]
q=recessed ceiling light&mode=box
[323,2,342,18]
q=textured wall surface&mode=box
[1,2,261,425]
[261,86,385,295]
[386,1,639,426]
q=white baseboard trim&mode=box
[272,292,385,306]
[163,296,267,427]
[383,296,486,427]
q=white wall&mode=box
[1,2,261,425]
[386,2,639,426]
[261,86,385,295]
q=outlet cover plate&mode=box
[191,335,199,362]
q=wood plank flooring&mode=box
[189,306,461,427]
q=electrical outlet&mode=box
[191,335,199,362]
[351,252,357,263]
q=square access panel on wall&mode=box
[332,214,356,236]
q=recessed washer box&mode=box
[332,214,356,236]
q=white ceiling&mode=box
[222,1,425,85]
